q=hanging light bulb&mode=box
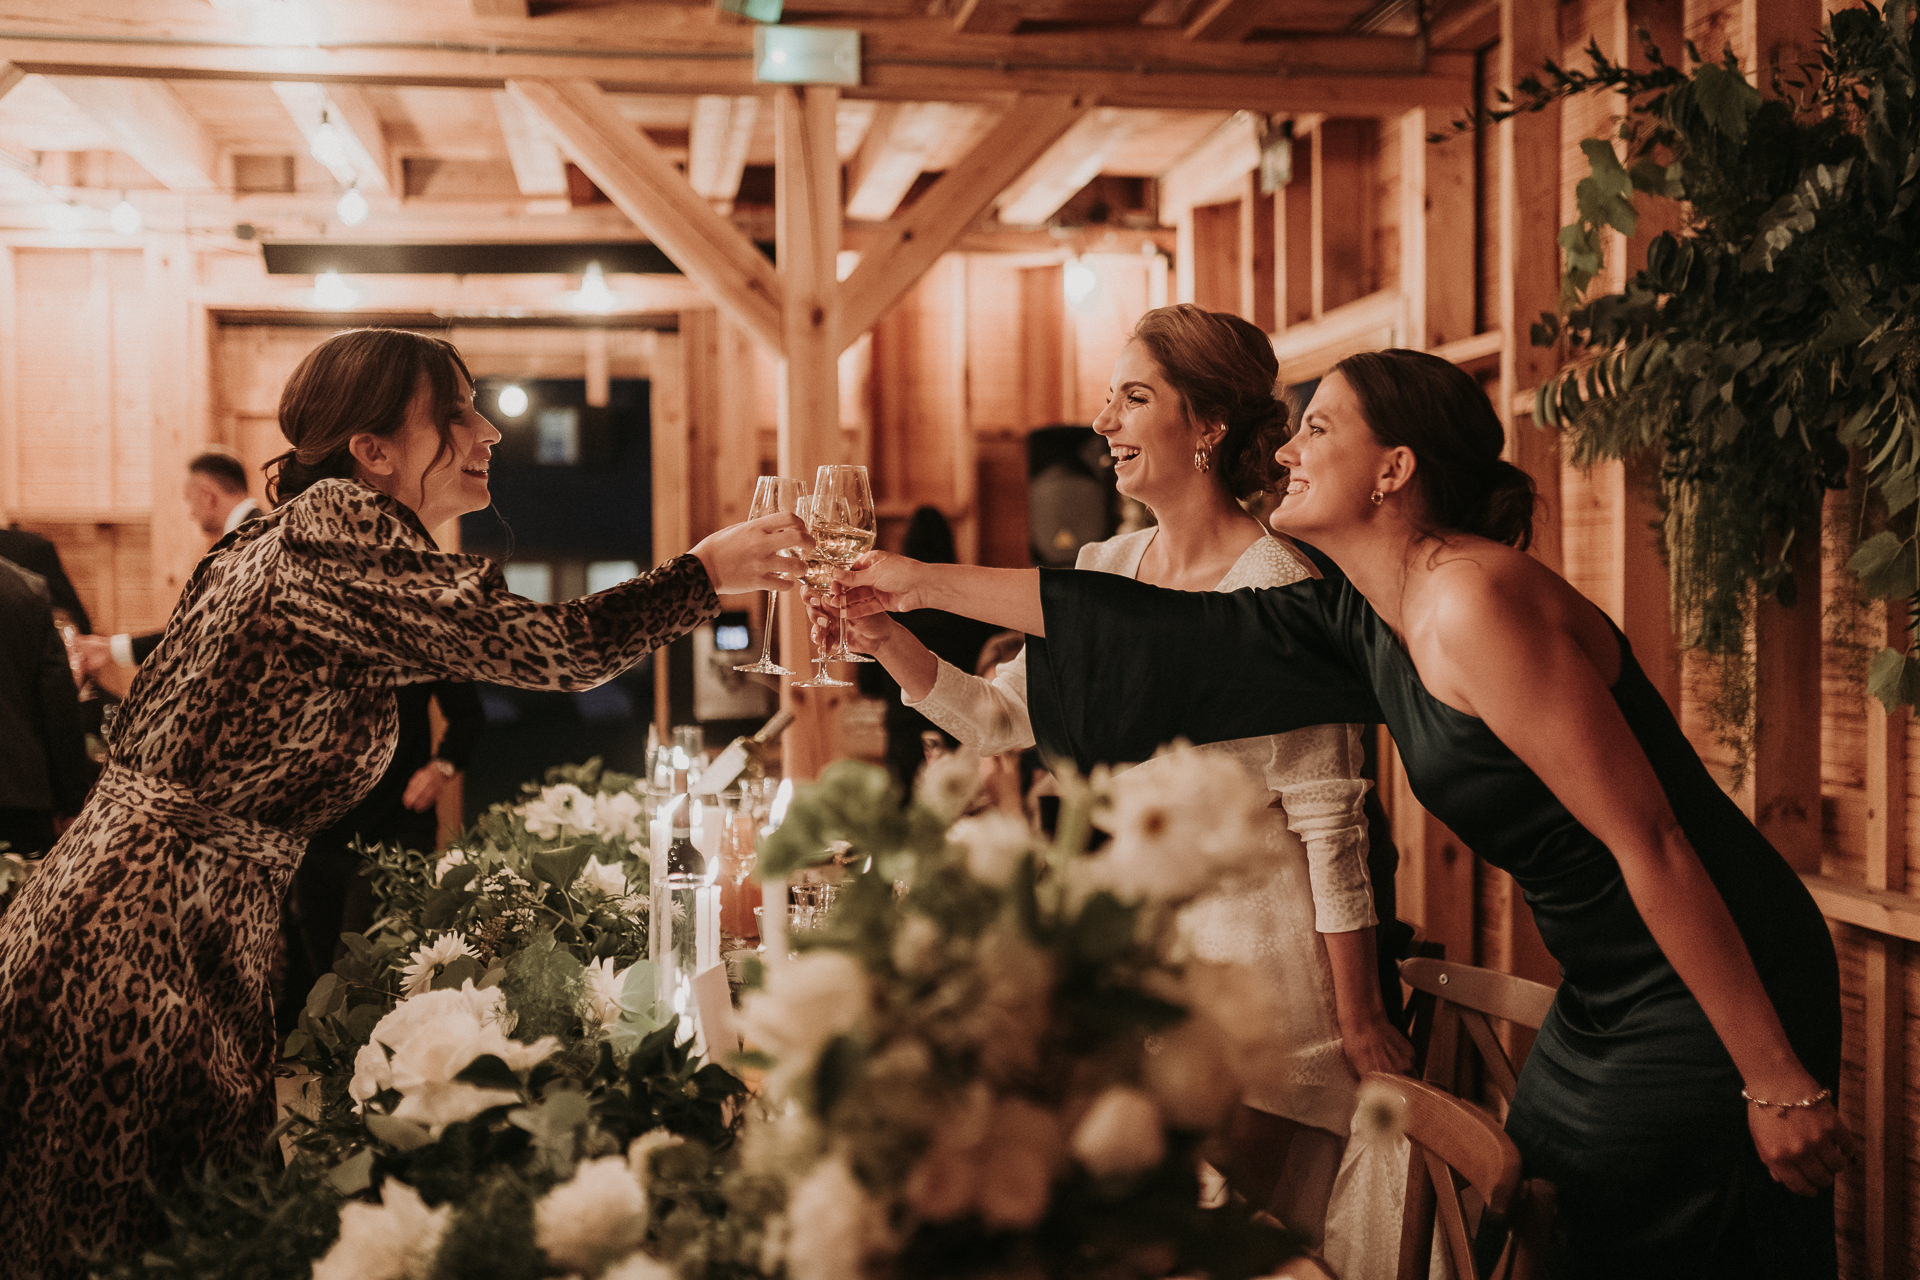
[108,194,141,236]
[496,384,529,418]
[44,200,89,233]
[313,269,359,309]
[566,261,617,313]
[309,110,350,173]
[336,184,368,227]
[1063,257,1098,308]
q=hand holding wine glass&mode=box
[791,493,854,689]
[735,476,806,676]
[809,464,878,664]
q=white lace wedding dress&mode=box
[908,527,1406,1279]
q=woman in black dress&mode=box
[835,348,1850,1279]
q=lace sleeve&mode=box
[1267,723,1376,933]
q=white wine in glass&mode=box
[735,475,806,677]
[810,464,878,664]
[790,494,854,689]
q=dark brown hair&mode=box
[1127,304,1288,501]
[1330,348,1538,550]
[187,448,248,494]
[266,328,472,505]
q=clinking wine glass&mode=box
[810,463,877,664]
[735,475,807,676]
[791,494,854,689]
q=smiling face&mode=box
[1271,371,1396,540]
[364,372,501,528]
[1094,340,1218,508]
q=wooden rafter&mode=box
[505,77,784,353]
[686,94,759,212]
[40,76,219,191]
[269,81,393,194]
[470,0,531,15]
[839,92,1085,348]
[951,0,1021,34]
[844,101,950,221]
[994,106,1139,226]
[1184,0,1265,42]
[492,90,570,197]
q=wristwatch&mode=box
[427,758,458,778]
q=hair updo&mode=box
[1127,304,1289,501]
[1330,348,1538,550]
[266,328,473,506]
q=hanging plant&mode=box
[1468,2,1920,752]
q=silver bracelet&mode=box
[1740,1085,1831,1116]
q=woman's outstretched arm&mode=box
[839,553,1045,635]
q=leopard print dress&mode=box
[0,479,719,1277]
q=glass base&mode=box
[830,650,876,663]
[735,659,794,676]
[793,666,852,688]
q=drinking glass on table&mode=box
[791,495,854,689]
[735,475,807,676]
[809,463,877,664]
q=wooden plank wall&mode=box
[1162,1,1916,1275]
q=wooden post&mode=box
[773,86,847,783]
[1861,598,1909,1280]
[1239,172,1275,332]
[1311,119,1375,316]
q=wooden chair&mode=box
[1400,956,1557,1120]
[1362,1073,1557,1280]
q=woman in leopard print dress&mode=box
[0,328,805,1277]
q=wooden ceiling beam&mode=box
[40,75,219,191]
[843,100,949,221]
[470,0,531,15]
[994,106,1139,225]
[505,77,784,353]
[1183,0,1264,43]
[269,81,393,194]
[839,92,1085,346]
[950,0,1021,34]
[686,94,759,212]
[492,89,570,197]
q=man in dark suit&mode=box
[0,560,91,855]
[0,526,91,635]
[78,448,264,671]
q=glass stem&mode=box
[758,590,778,665]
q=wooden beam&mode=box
[687,94,759,213]
[1239,171,1274,331]
[471,0,530,15]
[492,90,570,198]
[844,101,951,222]
[1312,118,1374,316]
[506,77,784,354]
[41,76,218,191]
[1276,128,1312,330]
[839,93,1085,348]
[1184,0,1266,43]
[0,9,1477,114]
[270,81,392,195]
[995,107,1140,227]
[951,0,1021,35]
[0,60,23,103]
[1158,111,1258,223]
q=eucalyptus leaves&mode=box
[1486,2,1920,743]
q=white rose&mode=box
[975,1097,1063,1230]
[1097,746,1267,904]
[595,790,647,841]
[349,1040,393,1110]
[950,811,1036,888]
[312,1180,449,1280]
[915,749,983,821]
[524,783,597,838]
[602,1253,676,1280]
[785,1156,887,1280]
[534,1155,649,1274]
[1141,1014,1241,1130]
[738,950,872,1084]
[626,1130,686,1181]
[434,848,469,882]
[578,856,631,900]
[889,914,945,979]
[1069,1086,1166,1178]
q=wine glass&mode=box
[791,494,854,689]
[810,464,878,664]
[735,475,807,676]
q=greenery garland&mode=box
[1471,0,1920,765]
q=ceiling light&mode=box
[1063,258,1098,308]
[497,384,529,418]
[109,195,141,236]
[336,184,368,227]
[309,110,350,173]
[566,261,617,313]
[313,269,359,309]
[44,201,89,234]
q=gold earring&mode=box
[1193,446,1212,474]
[1370,488,1385,506]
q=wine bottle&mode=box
[693,708,795,796]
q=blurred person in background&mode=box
[0,559,92,857]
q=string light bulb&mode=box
[313,269,359,309]
[109,195,141,236]
[44,200,89,233]
[566,261,617,313]
[309,110,350,172]
[497,384,529,418]
[336,184,368,227]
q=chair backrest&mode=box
[1400,956,1557,1118]
[1364,1073,1557,1280]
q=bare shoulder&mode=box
[1416,543,1619,686]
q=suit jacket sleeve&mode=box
[34,610,92,813]
[129,631,163,664]
[427,681,486,770]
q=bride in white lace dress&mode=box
[817,305,1413,1274]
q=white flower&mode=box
[1141,1014,1240,1130]
[584,956,633,1030]
[399,931,478,997]
[949,811,1035,888]
[311,1180,449,1280]
[594,789,647,841]
[602,1253,677,1280]
[915,749,983,821]
[578,856,631,899]
[351,981,557,1134]
[962,927,1054,1082]
[785,1156,887,1280]
[349,1040,394,1107]
[738,950,872,1087]
[523,783,598,838]
[1094,745,1267,904]
[1069,1086,1166,1178]
[534,1154,649,1274]
[627,1129,686,1181]
[434,847,469,882]
[889,914,944,979]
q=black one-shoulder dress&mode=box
[1024,565,1839,1280]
